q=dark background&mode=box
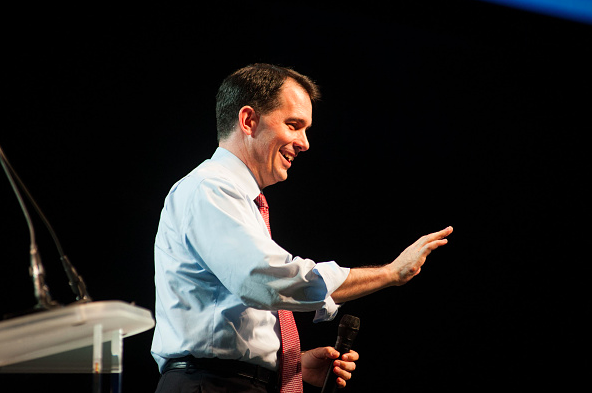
[1,1,589,391]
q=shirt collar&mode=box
[211,147,261,201]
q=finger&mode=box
[419,226,453,245]
[434,226,453,239]
[425,238,449,252]
[417,239,448,263]
[312,346,339,360]
[333,365,352,381]
[341,350,359,362]
[335,359,357,372]
[327,347,340,359]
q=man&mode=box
[152,63,452,392]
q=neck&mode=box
[219,138,265,190]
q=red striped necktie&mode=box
[254,193,303,393]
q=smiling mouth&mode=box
[281,153,293,163]
[280,151,294,163]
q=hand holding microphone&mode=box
[321,314,360,393]
[300,314,360,389]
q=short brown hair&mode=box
[215,64,321,141]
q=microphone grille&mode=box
[339,314,360,330]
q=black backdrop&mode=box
[2,1,590,391]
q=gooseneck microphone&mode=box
[321,314,360,393]
[1,144,91,316]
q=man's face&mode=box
[249,78,312,189]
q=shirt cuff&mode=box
[311,262,350,323]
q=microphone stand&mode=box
[1,146,59,311]
[0,144,91,314]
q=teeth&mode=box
[281,153,293,162]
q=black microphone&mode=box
[321,314,360,393]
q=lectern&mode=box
[0,300,155,392]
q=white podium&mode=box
[0,300,155,391]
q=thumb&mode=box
[325,346,340,359]
[312,346,339,360]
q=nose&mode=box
[294,129,310,153]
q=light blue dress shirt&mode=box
[151,147,350,372]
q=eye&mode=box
[286,122,297,130]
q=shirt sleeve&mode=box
[179,175,349,321]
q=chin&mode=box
[273,173,289,185]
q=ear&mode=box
[237,106,259,136]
